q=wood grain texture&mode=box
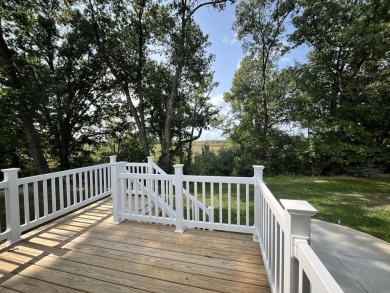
[0,197,270,292]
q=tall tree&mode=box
[38,6,115,170]
[83,0,232,171]
[0,1,117,171]
[144,59,219,166]
[82,0,169,158]
[289,0,390,173]
[224,56,291,164]
[179,76,219,166]
[232,0,295,162]
[0,0,51,173]
[160,0,234,171]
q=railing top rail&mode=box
[0,180,5,190]
[296,241,344,293]
[183,175,254,185]
[118,172,173,181]
[126,163,148,167]
[259,181,285,223]
[123,165,255,185]
[18,163,112,185]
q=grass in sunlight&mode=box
[264,176,390,242]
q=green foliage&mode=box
[0,0,226,173]
[94,105,148,163]
[0,0,55,173]
[227,0,298,169]
[221,0,390,176]
[233,0,295,56]
[189,143,259,176]
[223,55,294,170]
[189,144,219,175]
[287,0,390,175]
[190,144,238,176]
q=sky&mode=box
[192,2,309,140]
[193,3,241,140]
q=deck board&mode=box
[0,197,270,292]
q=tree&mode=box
[144,59,219,166]
[0,1,118,172]
[38,6,115,170]
[232,0,296,162]
[83,0,232,171]
[101,103,146,163]
[81,0,170,159]
[289,0,390,174]
[224,56,291,166]
[178,76,219,166]
[166,20,219,166]
[0,98,33,177]
[0,0,52,173]
[160,0,235,171]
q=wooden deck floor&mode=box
[0,197,270,292]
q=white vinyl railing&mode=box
[254,173,343,293]
[1,156,343,293]
[125,157,211,219]
[112,159,343,293]
[181,174,254,233]
[0,158,113,244]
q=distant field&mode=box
[190,140,228,153]
[153,140,228,159]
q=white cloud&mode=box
[280,56,291,63]
[222,35,230,45]
[231,33,238,45]
[210,93,230,116]
[222,34,239,46]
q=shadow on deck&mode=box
[0,197,270,292]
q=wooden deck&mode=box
[0,197,270,292]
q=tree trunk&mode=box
[261,57,268,164]
[59,138,70,171]
[136,1,148,159]
[21,116,50,174]
[186,128,195,166]
[161,6,186,172]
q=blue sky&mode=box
[193,2,309,140]
[194,3,240,140]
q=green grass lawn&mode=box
[264,176,390,242]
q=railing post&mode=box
[281,199,317,293]
[147,156,155,195]
[253,165,264,242]
[147,156,154,174]
[109,155,117,164]
[253,165,264,181]
[174,164,184,233]
[2,168,21,244]
[111,162,126,224]
[109,155,117,194]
